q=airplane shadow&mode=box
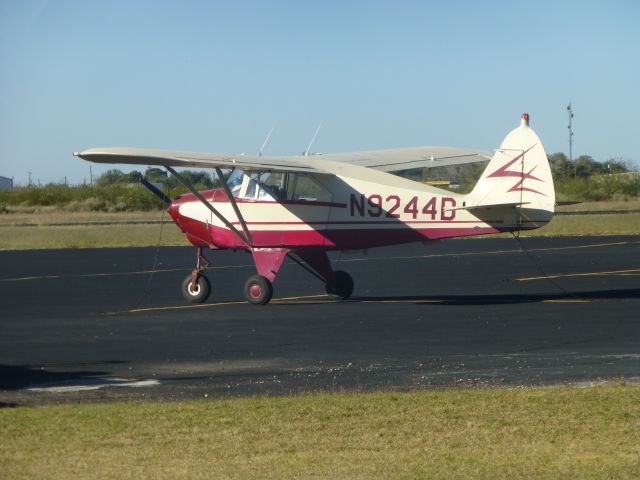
[271,288,640,307]
[0,361,127,393]
[351,288,640,305]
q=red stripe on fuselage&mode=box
[171,217,530,250]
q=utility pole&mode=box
[28,171,32,187]
[567,103,574,177]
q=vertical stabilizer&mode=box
[467,114,555,216]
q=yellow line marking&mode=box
[110,292,603,315]
[3,240,637,283]
[0,274,62,282]
[360,299,444,304]
[339,240,639,263]
[108,294,331,314]
[0,265,254,283]
[517,268,640,282]
[76,268,187,278]
[543,299,592,303]
[114,300,245,314]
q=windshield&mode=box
[226,168,244,197]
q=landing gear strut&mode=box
[179,248,354,306]
[181,247,211,303]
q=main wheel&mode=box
[244,275,273,305]
[181,274,211,303]
[325,270,354,299]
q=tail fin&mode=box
[465,114,555,229]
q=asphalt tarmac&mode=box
[1,235,639,405]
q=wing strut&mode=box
[214,167,253,247]
[166,167,252,248]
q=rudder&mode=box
[466,114,555,221]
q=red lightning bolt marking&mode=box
[487,144,547,197]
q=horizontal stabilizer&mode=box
[445,202,530,213]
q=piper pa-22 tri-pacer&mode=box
[75,114,555,305]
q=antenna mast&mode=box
[259,124,276,157]
[304,123,322,156]
[567,103,574,175]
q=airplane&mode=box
[74,113,555,305]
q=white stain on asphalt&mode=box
[26,378,160,393]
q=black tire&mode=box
[181,274,211,303]
[325,270,354,299]
[244,275,273,305]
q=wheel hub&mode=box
[249,284,262,298]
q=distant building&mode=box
[0,176,13,191]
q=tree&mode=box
[144,167,167,183]
[96,169,125,187]
[574,155,602,177]
[547,152,568,180]
[167,170,213,189]
[125,170,143,183]
[603,158,630,174]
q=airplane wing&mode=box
[74,147,324,174]
[314,146,491,172]
[75,146,490,175]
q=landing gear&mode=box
[182,247,211,304]
[181,274,211,303]
[325,270,354,300]
[180,247,354,306]
[244,274,273,305]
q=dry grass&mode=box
[525,213,640,236]
[0,209,188,249]
[0,209,162,226]
[556,199,640,212]
[1,385,639,479]
[0,205,638,250]
[0,223,188,250]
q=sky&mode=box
[1,0,639,185]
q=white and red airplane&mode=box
[75,114,555,305]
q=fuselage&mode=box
[167,169,552,251]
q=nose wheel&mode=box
[244,275,273,305]
[181,273,211,303]
[181,247,212,304]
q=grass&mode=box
[0,224,188,250]
[1,385,639,479]
[555,199,640,212]
[0,209,166,225]
[0,210,189,249]
[522,213,640,236]
[0,204,638,250]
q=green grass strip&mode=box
[1,385,639,479]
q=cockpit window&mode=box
[230,170,330,202]
[258,172,287,200]
[288,174,330,201]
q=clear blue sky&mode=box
[1,0,638,184]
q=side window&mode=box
[258,172,287,200]
[289,174,331,201]
[237,172,330,202]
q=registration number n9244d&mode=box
[349,194,457,221]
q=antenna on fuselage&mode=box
[259,124,276,157]
[304,122,322,156]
